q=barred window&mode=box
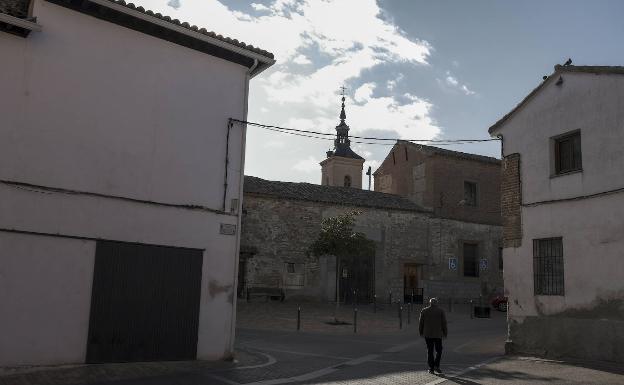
[464,181,477,206]
[533,238,564,295]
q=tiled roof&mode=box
[488,65,624,134]
[332,146,364,160]
[0,0,30,18]
[102,0,274,59]
[244,176,430,213]
[405,142,500,164]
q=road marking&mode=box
[383,340,421,353]
[424,356,502,385]
[245,347,352,360]
[451,339,476,353]
[233,352,277,370]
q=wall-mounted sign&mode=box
[220,223,237,236]
[448,257,458,270]
[480,258,489,270]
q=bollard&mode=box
[407,303,411,324]
[399,305,403,329]
[389,289,392,305]
[470,300,473,319]
[354,307,358,333]
[373,294,377,313]
[354,289,358,307]
[411,288,414,305]
[297,305,301,331]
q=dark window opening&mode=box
[555,131,582,174]
[463,243,479,277]
[533,238,564,295]
[286,262,296,274]
[344,175,352,187]
[464,181,477,206]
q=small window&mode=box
[464,181,477,206]
[498,247,503,271]
[555,131,582,174]
[463,243,479,277]
[284,262,305,287]
[533,238,564,295]
[344,175,352,187]
[286,262,296,274]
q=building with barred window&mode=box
[489,64,624,363]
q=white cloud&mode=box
[292,54,312,65]
[134,0,442,181]
[441,71,476,96]
[293,155,322,172]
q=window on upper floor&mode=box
[533,238,564,296]
[464,181,477,206]
[344,175,352,187]
[554,131,582,174]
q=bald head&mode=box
[429,297,438,306]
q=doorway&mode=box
[86,241,203,363]
[403,263,423,303]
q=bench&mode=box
[246,287,285,302]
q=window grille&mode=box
[533,238,564,295]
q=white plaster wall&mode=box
[0,233,95,366]
[497,72,624,318]
[498,73,624,203]
[505,192,624,318]
[0,0,250,365]
[0,0,248,208]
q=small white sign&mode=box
[448,257,458,270]
[220,223,237,236]
[480,258,489,270]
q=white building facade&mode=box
[0,0,273,366]
[490,65,624,363]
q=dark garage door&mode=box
[86,241,203,363]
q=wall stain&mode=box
[209,280,233,300]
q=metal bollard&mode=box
[354,289,358,307]
[297,305,301,331]
[354,308,358,333]
[470,300,473,319]
[407,303,411,324]
[399,305,403,329]
[373,294,377,313]
[411,289,414,305]
[389,289,392,305]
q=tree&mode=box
[309,211,375,323]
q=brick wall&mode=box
[501,153,522,247]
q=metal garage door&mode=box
[86,241,203,363]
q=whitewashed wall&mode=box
[498,72,624,318]
[0,0,250,365]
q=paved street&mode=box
[1,302,623,385]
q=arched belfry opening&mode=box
[320,88,365,188]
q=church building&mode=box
[239,96,503,305]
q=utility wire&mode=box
[230,118,500,144]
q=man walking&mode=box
[418,297,447,374]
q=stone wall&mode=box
[241,193,503,303]
[501,153,522,248]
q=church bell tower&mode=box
[320,92,365,188]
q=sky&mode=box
[136,0,624,185]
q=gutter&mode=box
[0,13,42,31]
[86,0,275,74]
[228,59,258,355]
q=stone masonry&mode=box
[501,153,522,248]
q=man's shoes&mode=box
[428,368,435,374]
[434,367,442,374]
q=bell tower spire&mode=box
[319,86,365,188]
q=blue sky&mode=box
[137,0,624,185]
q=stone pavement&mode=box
[2,302,622,384]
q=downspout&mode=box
[229,59,258,355]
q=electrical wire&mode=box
[230,118,500,145]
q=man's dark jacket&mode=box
[418,304,448,338]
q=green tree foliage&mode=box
[309,211,375,258]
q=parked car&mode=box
[491,295,508,311]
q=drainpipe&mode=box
[228,59,258,355]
